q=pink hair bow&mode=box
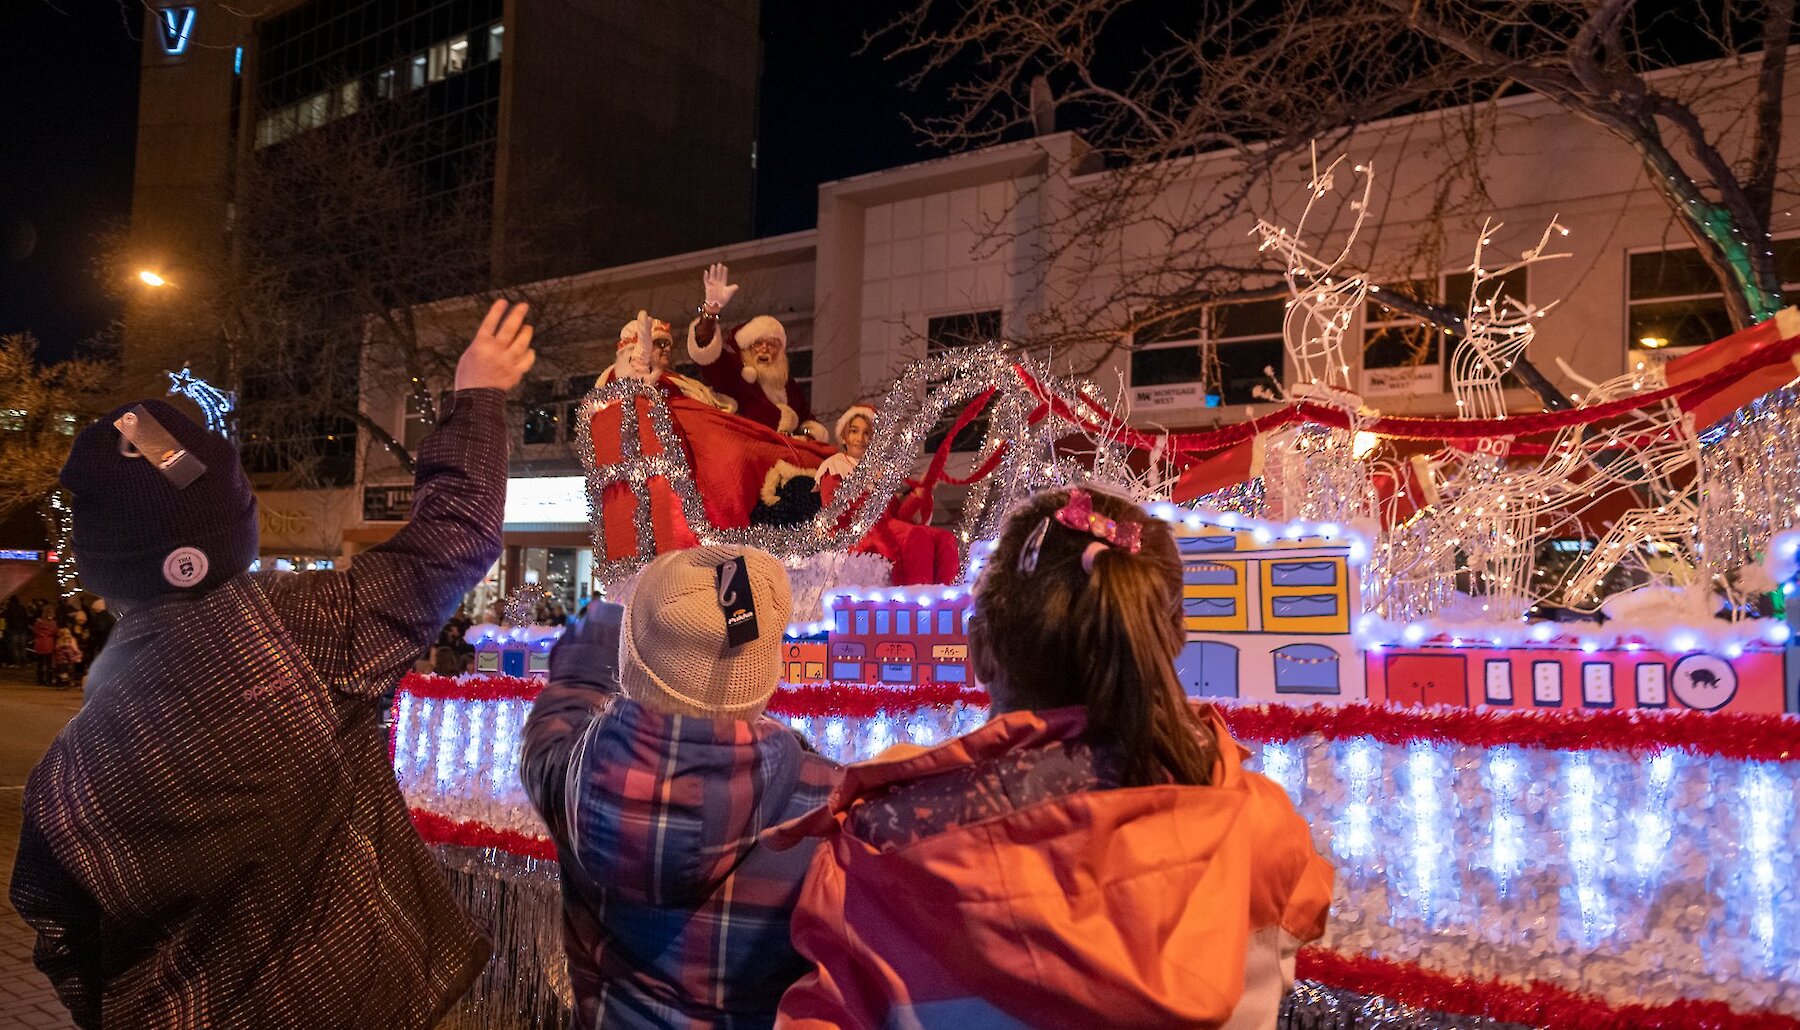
[1057,488,1142,571]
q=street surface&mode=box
[0,669,81,1029]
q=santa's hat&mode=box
[835,405,876,444]
[618,312,673,348]
[734,315,786,352]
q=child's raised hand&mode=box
[456,299,538,392]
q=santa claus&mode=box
[597,310,735,413]
[686,263,827,442]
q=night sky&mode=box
[1,1,945,362]
[1,2,143,363]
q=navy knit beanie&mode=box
[59,399,258,602]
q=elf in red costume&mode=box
[817,405,960,586]
[686,263,828,442]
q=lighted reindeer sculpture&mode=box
[1249,153,1379,526]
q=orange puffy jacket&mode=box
[770,705,1333,1029]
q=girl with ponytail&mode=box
[773,487,1334,1030]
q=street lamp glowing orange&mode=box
[137,269,170,288]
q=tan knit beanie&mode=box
[620,545,792,718]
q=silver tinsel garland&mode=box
[576,346,1108,583]
[1697,385,1800,574]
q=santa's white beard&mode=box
[741,351,791,407]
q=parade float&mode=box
[412,162,1800,1028]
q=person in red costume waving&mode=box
[686,263,828,442]
[817,405,960,586]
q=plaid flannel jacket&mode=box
[10,389,509,1029]
[521,608,841,1029]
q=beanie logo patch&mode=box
[162,547,209,589]
[715,556,760,648]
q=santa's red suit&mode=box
[688,314,827,441]
[817,406,960,586]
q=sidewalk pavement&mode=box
[0,667,82,1029]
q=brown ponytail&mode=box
[970,488,1217,787]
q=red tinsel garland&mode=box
[1217,701,1800,761]
[1012,327,1800,455]
[766,681,991,718]
[401,671,545,702]
[1298,948,1800,1030]
[409,808,558,862]
[400,672,991,717]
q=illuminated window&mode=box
[487,24,505,61]
[336,80,360,118]
[875,609,889,634]
[446,34,469,75]
[299,91,329,129]
[409,53,428,90]
[834,610,849,635]
[375,67,397,100]
[936,609,954,635]
[427,42,450,82]
[1627,241,1800,358]
[896,609,912,635]
[854,610,869,634]
[880,663,912,683]
[936,664,966,682]
[832,662,862,680]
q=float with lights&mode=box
[415,161,1800,1029]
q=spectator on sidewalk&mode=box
[30,605,55,686]
[84,599,113,664]
[10,298,537,1030]
[49,628,80,691]
[773,487,1335,1029]
[520,547,840,1029]
[4,595,29,666]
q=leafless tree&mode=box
[122,98,611,484]
[882,0,1797,398]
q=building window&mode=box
[487,23,505,61]
[446,34,470,75]
[832,661,862,680]
[925,310,1002,452]
[1271,595,1339,619]
[875,609,890,634]
[409,53,428,90]
[299,91,329,130]
[1362,267,1528,395]
[1273,644,1341,694]
[834,610,849,635]
[855,610,870,634]
[336,80,360,118]
[936,609,954,635]
[881,663,913,683]
[1177,535,1236,554]
[1270,561,1337,587]
[936,664,966,682]
[1628,240,1800,357]
[521,380,563,445]
[1184,561,1237,586]
[375,67,397,100]
[896,609,912,634]
[1130,298,1285,409]
[1184,597,1237,618]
